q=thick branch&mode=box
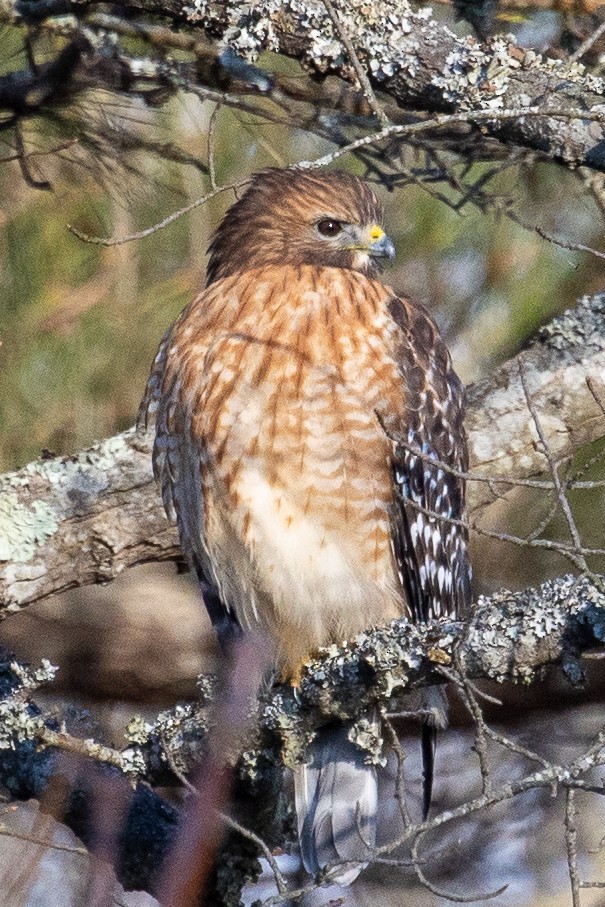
[2,574,604,782]
[6,0,605,171]
[0,574,602,901]
[0,293,604,612]
[131,574,605,777]
[466,292,605,513]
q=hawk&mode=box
[139,168,471,883]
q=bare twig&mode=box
[535,225,605,262]
[68,181,246,245]
[0,824,87,856]
[321,0,389,127]
[161,733,289,899]
[438,662,492,796]
[383,716,412,828]
[569,20,605,62]
[36,727,127,771]
[381,732,605,856]
[296,107,605,171]
[565,787,582,907]
[519,357,588,572]
[207,104,220,191]
[410,832,508,902]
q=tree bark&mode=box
[4,0,605,171]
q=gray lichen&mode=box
[463,574,605,683]
[0,493,58,563]
[0,658,57,751]
[172,0,605,114]
[536,292,605,352]
[0,700,45,750]
[218,0,427,78]
[124,575,605,777]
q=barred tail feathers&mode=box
[294,721,378,886]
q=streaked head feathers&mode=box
[206,168,394,284]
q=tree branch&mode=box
[0,573,602,902]
[1,292,604,613]
[3,0,605,172]
[2,574,604,780]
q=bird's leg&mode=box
[279,651,323,689]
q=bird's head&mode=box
[206,168,396,285]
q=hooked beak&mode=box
[367,226,396,262]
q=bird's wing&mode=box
[381,295,472,817]
[138,293,242,650]
[383,296,472,624]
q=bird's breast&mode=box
[176,266,408,663]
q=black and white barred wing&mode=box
[386,297,472,624]
[137,313,241,649]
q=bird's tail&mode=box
[294,719,378,886]
[420,685,449,819]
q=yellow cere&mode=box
[369,225,385,241]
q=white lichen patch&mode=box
[465,575,605,684]
[125,714,153,746]
[0,700,45,749]
[182,0,208,23]
[537,293,605,351]
[432,37,522,111]
[0,659,57,750]
[9,658,58,689]
[0,493,58,563]
[348,715,385,765]
[121,746,148,775]
[202,0,434,79]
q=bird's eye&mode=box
[317,219,343,238]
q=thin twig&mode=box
[68,181,247,246]
[535,225,605,262]
[0,824,88,856]
[220,812,289,897]
[36,726,126,770]
[377,418,605,492]
[380,732,605,856]
[382,716,412,828]
[438,662,492,796]
[565,787,582,907]
[410,831,508,902]
[321,0,389,127]
[483,727,551,770]
[519,357,588,572]
[401,494,605,569]
[207,104,220,191]
[569,20,605,62]
[296,106,605,171]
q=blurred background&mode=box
[1,4,605,903]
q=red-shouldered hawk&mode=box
[139,168,471,884]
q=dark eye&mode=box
[317,219,343,238]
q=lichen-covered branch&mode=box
[1,293,604,613]
[131,574,605,776]
[3,0,605,173]
[0,574,602,903]
[4,0,605,172]
[3,574,602,782]
[466,293,605,513]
